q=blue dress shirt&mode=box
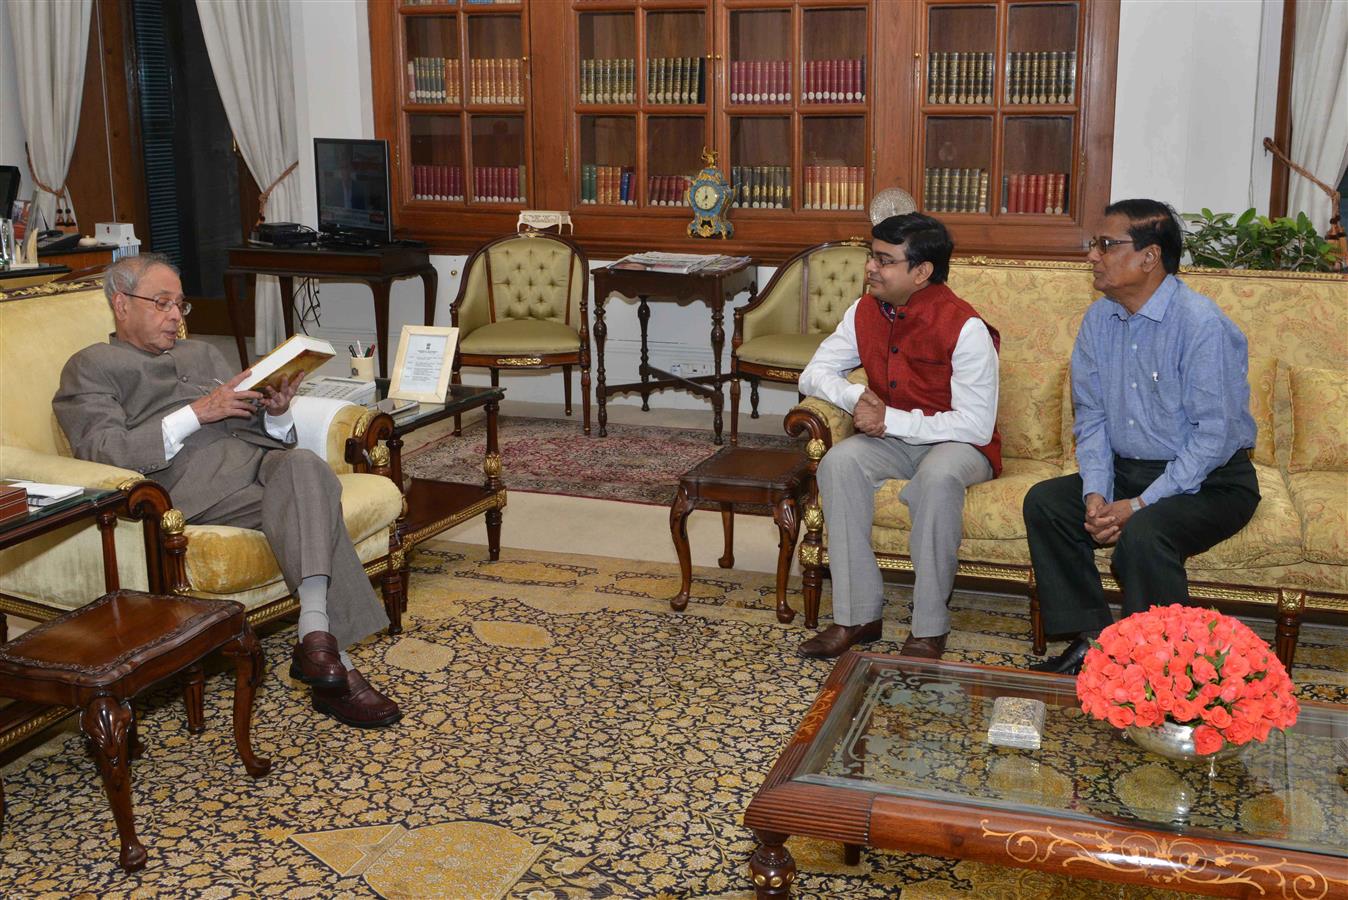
[1071,274,1257,506]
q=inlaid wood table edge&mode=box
[591,261,757,445]
[346,384,507,634]
[669,447,811,624]
[742,652,1348,900]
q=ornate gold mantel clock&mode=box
[687,148,735,239]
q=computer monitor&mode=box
[314,138,392,244]
[0,165,20,217]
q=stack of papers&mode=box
[8,481,83,507]
[614,252,748,274]
[297,375,378,405]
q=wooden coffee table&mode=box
[669,447,810,624]
[744,653,1347,898]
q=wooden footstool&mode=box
[669,447,811,623]
[0,590,270,872]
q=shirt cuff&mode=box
[264,410,296,441]
[882,406,917,437]
[840,382,866,413]
[162,404,201,460]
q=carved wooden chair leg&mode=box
[729,373,741,446]
[128,706,146,760]
[451,366,464,435]
[220,625,271,778]
[750,376,761,418]
[1275,589,1305,672]
[1028,569,1046,655]
[82,695,146,872]
[563,364,573,416]
[668,485,696,612]
[0,611,7,643]
[181,662,206,734]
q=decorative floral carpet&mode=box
[2,541,1345,898]
[403,416,799,506]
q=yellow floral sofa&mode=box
[786,259,1347,668]
[0,280,406,654]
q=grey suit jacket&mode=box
[54,336,293,521]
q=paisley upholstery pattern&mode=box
[998,360,1067,462]
[1248,355,1278,468]
[1289,471,1348,565]
[1289,365,1348,473]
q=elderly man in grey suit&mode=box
[54,254,400,728]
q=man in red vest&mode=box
[798,214,1002,659]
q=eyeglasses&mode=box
[1085,236,1135,253]
[865,250,910,267]
[123,291,192,316]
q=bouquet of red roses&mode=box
[1076,604,1299,755]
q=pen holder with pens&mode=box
[350,355,376,381]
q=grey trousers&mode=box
[817,435,992,636]
[190,447,389,649]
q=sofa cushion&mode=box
[997,360,1066,462]
[737,333,827,370]
[1288,365,1348,473]
[459,319,581,356]
[870,458,1061,540]
[183,473,402,594]
[1184,463,1304,569]
[1288,471,1348,565]
[1248,355,1278,468]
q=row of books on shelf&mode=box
[646,57,707,105]
[580,164,635,206]
[405,57,524,105]
[403,0,518,5]
[412,164,465,201]
[1007,51,1076,105]
[647,175,692,206]
[800,58,865,103]
[732,166,790,210]
[579,58,637,105]
[923,167,991,213]
[804,165,866,211]
[1001,172,1070,215]
[926,52,995,105]
[473,166,526,203]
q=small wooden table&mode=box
[592,261,756,444]
[0,591,269,872]
[669,447,810,624]
[223,244,438,378]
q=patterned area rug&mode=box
[2,542,1345,898]
[403,416,799,506]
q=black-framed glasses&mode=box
[1085,236,1134,253]
[865,250,909,267]
[123,291,192,316]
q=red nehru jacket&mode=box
[855,282,1003,476]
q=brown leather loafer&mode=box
[798,620,883,659]
[289,631,347,689]
[899,631,948,660]
[312,669,402,728]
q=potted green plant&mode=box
[1182,208,1340,272]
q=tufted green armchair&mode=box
[729,239,868,444]
[450,232,591,433]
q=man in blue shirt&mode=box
[1023,199,1260,674]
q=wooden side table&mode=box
[669,447,810,624]
[0,591,270,872]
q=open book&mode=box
[238,335,336,392]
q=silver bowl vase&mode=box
[1127,721,1247,770]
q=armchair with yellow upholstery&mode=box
[450,232,590,433]
[0,281,407,664]
[729,239,867,444]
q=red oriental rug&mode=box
[402,415,800,507]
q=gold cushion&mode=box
[870,461,1060,540]
[736,333,826,370]
[804,246,867,333]
[1247,355,1277,468]
[998,360,1066,462]
[459,319,581,356]
[1186,464,1303,568]
[183,473,402,594]
[488,240,578,322]
[1288,471,1348,565]
[1288,365,1348,473]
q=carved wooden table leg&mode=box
[182,662,206,734]
[82,695,146,872]
[595,294,609,437]
[729,374,741,445]
[222,625,271,779]
[718,502,735,568]
[669,484,696,611]
[749,830,796,899]
[771,495,799,624]
[637,295,652,411]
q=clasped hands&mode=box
[852,387,888,437]
[191,370,305,423]
[1084,492,1142,546]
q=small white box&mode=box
[96,222,139,245]
[987,696,1047,750]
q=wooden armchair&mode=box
[449,232,591,433]
[729,240,868,444]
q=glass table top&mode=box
[795,656,1347,857]
[372,380,505,433]
[0,487,120,536]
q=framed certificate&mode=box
[388,325,458,403]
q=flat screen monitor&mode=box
[314,138,391,244]
[0,165,20,216]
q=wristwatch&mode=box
[1129,497,1142,514]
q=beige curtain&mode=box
[1288,0,1348,235]
[6,0,92,231]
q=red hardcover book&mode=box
[1033,174,1046,214]
[437,165,446,200]
[846,58,858,101]
[830,59,841,102]
[775,59,786,101]
[1008,174,1020,213]
[751,60,763,102]
[802,61,812,101]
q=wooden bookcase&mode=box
[369,0,1119,263]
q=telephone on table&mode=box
[36,230,84,253]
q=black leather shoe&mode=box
[1030,636,1092,675]
[798,621,883,659]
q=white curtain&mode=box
[6,0,92,231]
[196,0,301,354]
[1288,0,1348,236]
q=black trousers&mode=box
[1023,451,1260,635]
